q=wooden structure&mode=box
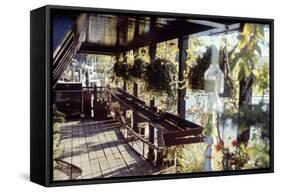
[52,10,241,164]
[110,88,204,146]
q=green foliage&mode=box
[130,58,147,80]
[187,47,211,89]
[180,143,206,173]
[145,58,177,95]
[230,23,265,81]
[245,139,270,169]
[159,145,185,171]
[53,123,61,134]
[113,61,132,81]
[204,113,217,137]
[222,142,250,170]
[53,106,65,160]
[187,45,238,98]
[237,103,269,139]
[53,106,65,123]
[218,137,270,170]
[156,40,178,62]
[161,143,223,173]
[252,62,270,96]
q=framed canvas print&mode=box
[30,5,274,187]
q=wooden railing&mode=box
[109,101,159,161]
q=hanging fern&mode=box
[145,58,177,95]
[188,47,212,90]
[130,58,147,80]
[113,61,131,81]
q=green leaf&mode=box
[255,44,262,56]
[252,69,259,77]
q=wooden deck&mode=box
[53,118,159,180]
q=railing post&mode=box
[93,84,97,104]
[132,83,138,132]
[147,98,155,161]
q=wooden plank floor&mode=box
[54,118,159,180]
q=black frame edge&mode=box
[29,4,274,187]
[30,6,48,186]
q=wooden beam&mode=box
[132,48,139,132]
[78,42,120,55]
[177,36,188,119]
[164,136,204,147]
[163,128,203,139]
[126,20,211,51]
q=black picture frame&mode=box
[30,4,274,187]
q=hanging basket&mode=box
[113,61,131,81]
[130,58,147,80]
[145,58,177,95]
[188,47,211,91]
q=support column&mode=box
[149,44,157,62]
[132,81,139,132]
[132,48,139,132]
[148,98,155,161]
[177,36,188,119]
[122,52,127,91]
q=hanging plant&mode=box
[188,47,212,90]
[187,46,237,98]
[145,58,177,95]
[113,61,131,81]
[130,57,147,80]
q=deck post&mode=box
[132,78,139,132]
[132,48,139,132]
[122,52,127,91]
[93,84,97,105]
[149,44,157,62]
[149,17,157,61]
[177,36,188,119]
[147,98,155,161]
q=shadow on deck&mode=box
[53,118,159,180]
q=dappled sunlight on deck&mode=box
[53,118,159,180]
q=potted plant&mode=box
[113,61,131,81]
[130,57,147,80]
[188,47,211,90]
[145,58,177,96]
